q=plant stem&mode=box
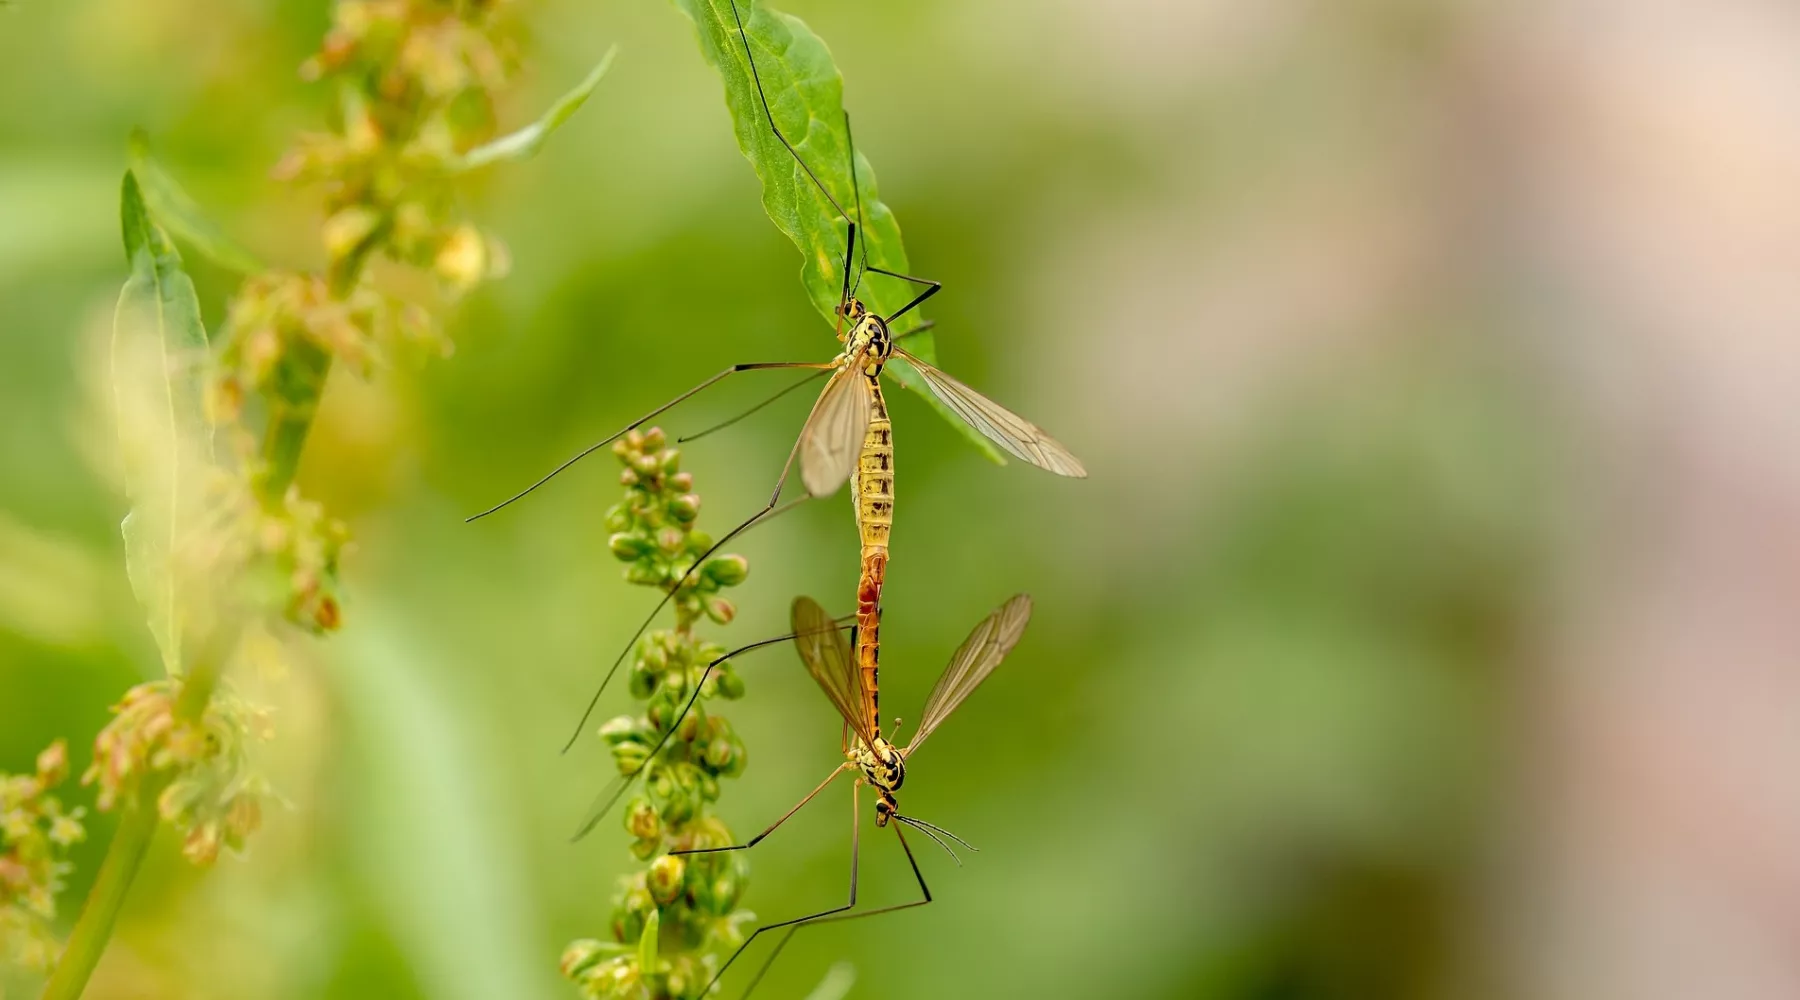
[38,636,227,1000]
[37,781,161,1000]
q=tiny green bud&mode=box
[619,467,640,487]
[624,430,644,452]
[684,530,713,555]
[721,733,748,778]
[560,939,610,979]
[657,528,684,553]
[609,532,651,561]
[641,427,666,451]
[628,661,656,699]
[697,771,720,802]
[625,798,660,842]
[702,554,749,588]
[703,736,733,771]
[647,853,686,905]
[604,505,632,532]
[597,715,640,746]
[669,493,701,523]
[635,453,661,477]
[705,597,736,625]
[625,562,661,586]
[322,205,381,260]
[613,742,649,776]
[714,664,747,700]
[659,448,680,474]
[629,836,660,862]
[670,472,694,492]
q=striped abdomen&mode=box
[852,377,893,740]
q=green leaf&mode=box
[127,129,263,274]
[112,170,213,676]
[803,962,856,1000]
[669,0,1005,464]
[455,46,619,171]
[636,907,659,975]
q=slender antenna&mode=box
[896,814,978,854]
[895,815,964,866]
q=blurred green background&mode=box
[0,1,1560,998]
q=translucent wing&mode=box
[792,595,875,746]
[905,594,1033,757]
[570,772,631,843]
[799,367,871,497]
[891,348,1086,478]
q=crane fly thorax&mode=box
[837,300,891,378]
[848,737,906,826]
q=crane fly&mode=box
[464,0,1084,754]
[667,592,1033,997]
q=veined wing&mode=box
[792,595,875,747]
[570,772,631,843]
[799,365,871,497]
[891,348,1086,478]
[905,594,1033,757]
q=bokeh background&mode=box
[6,1,1800,998]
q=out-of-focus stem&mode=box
[37,637,227,1000]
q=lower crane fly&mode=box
[659,592,1032,997]
[464,0,1083,753]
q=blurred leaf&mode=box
[127,129,263,274]
[636,908,659,976]
[802,961,856,1000]
[455,46,619,171]
[333,616,562,1000]
[669,0,1004,464]
[112,170,211,675]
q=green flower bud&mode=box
[703,736,733,771]
[629,836,660,862]
[609,532,651,561]
[605,510,632,536]
[704,597,736,625]
[657,528,684,553]
[625,563,661,587]
[625,797,660,842]
[612,438,634,460]
[612,742,649,777]
[714,664,747,700]
[647,853,686,905]
[641,427,666,451]
[322,205,381,261]
[702,554,749,588]
[560,939,610,979]
[628,661,656,699]
[684,530,713,555]
[711,874,742,914]
[668,493,701,523]
[623,430,644,452]
[635,453,661,478]
[597,715,640,746]
[697,771,720,802]
[659,448,680,473]
[619,467,640,488]
[670,472,694,492]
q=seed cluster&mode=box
[562,428,756,1000]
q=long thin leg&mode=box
[678,369,830,445]
[695,779,864,998]
[569,619,851,841]
[724,0,851,224]
[561,394,827,752]
[671,763,847,856]
[737,823,935,1000]
[869,266,942,324]
[842,111,870,297]
[465,361,830,522]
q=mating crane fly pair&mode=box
[467,0,1084,751]
[471,0,1084,994]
